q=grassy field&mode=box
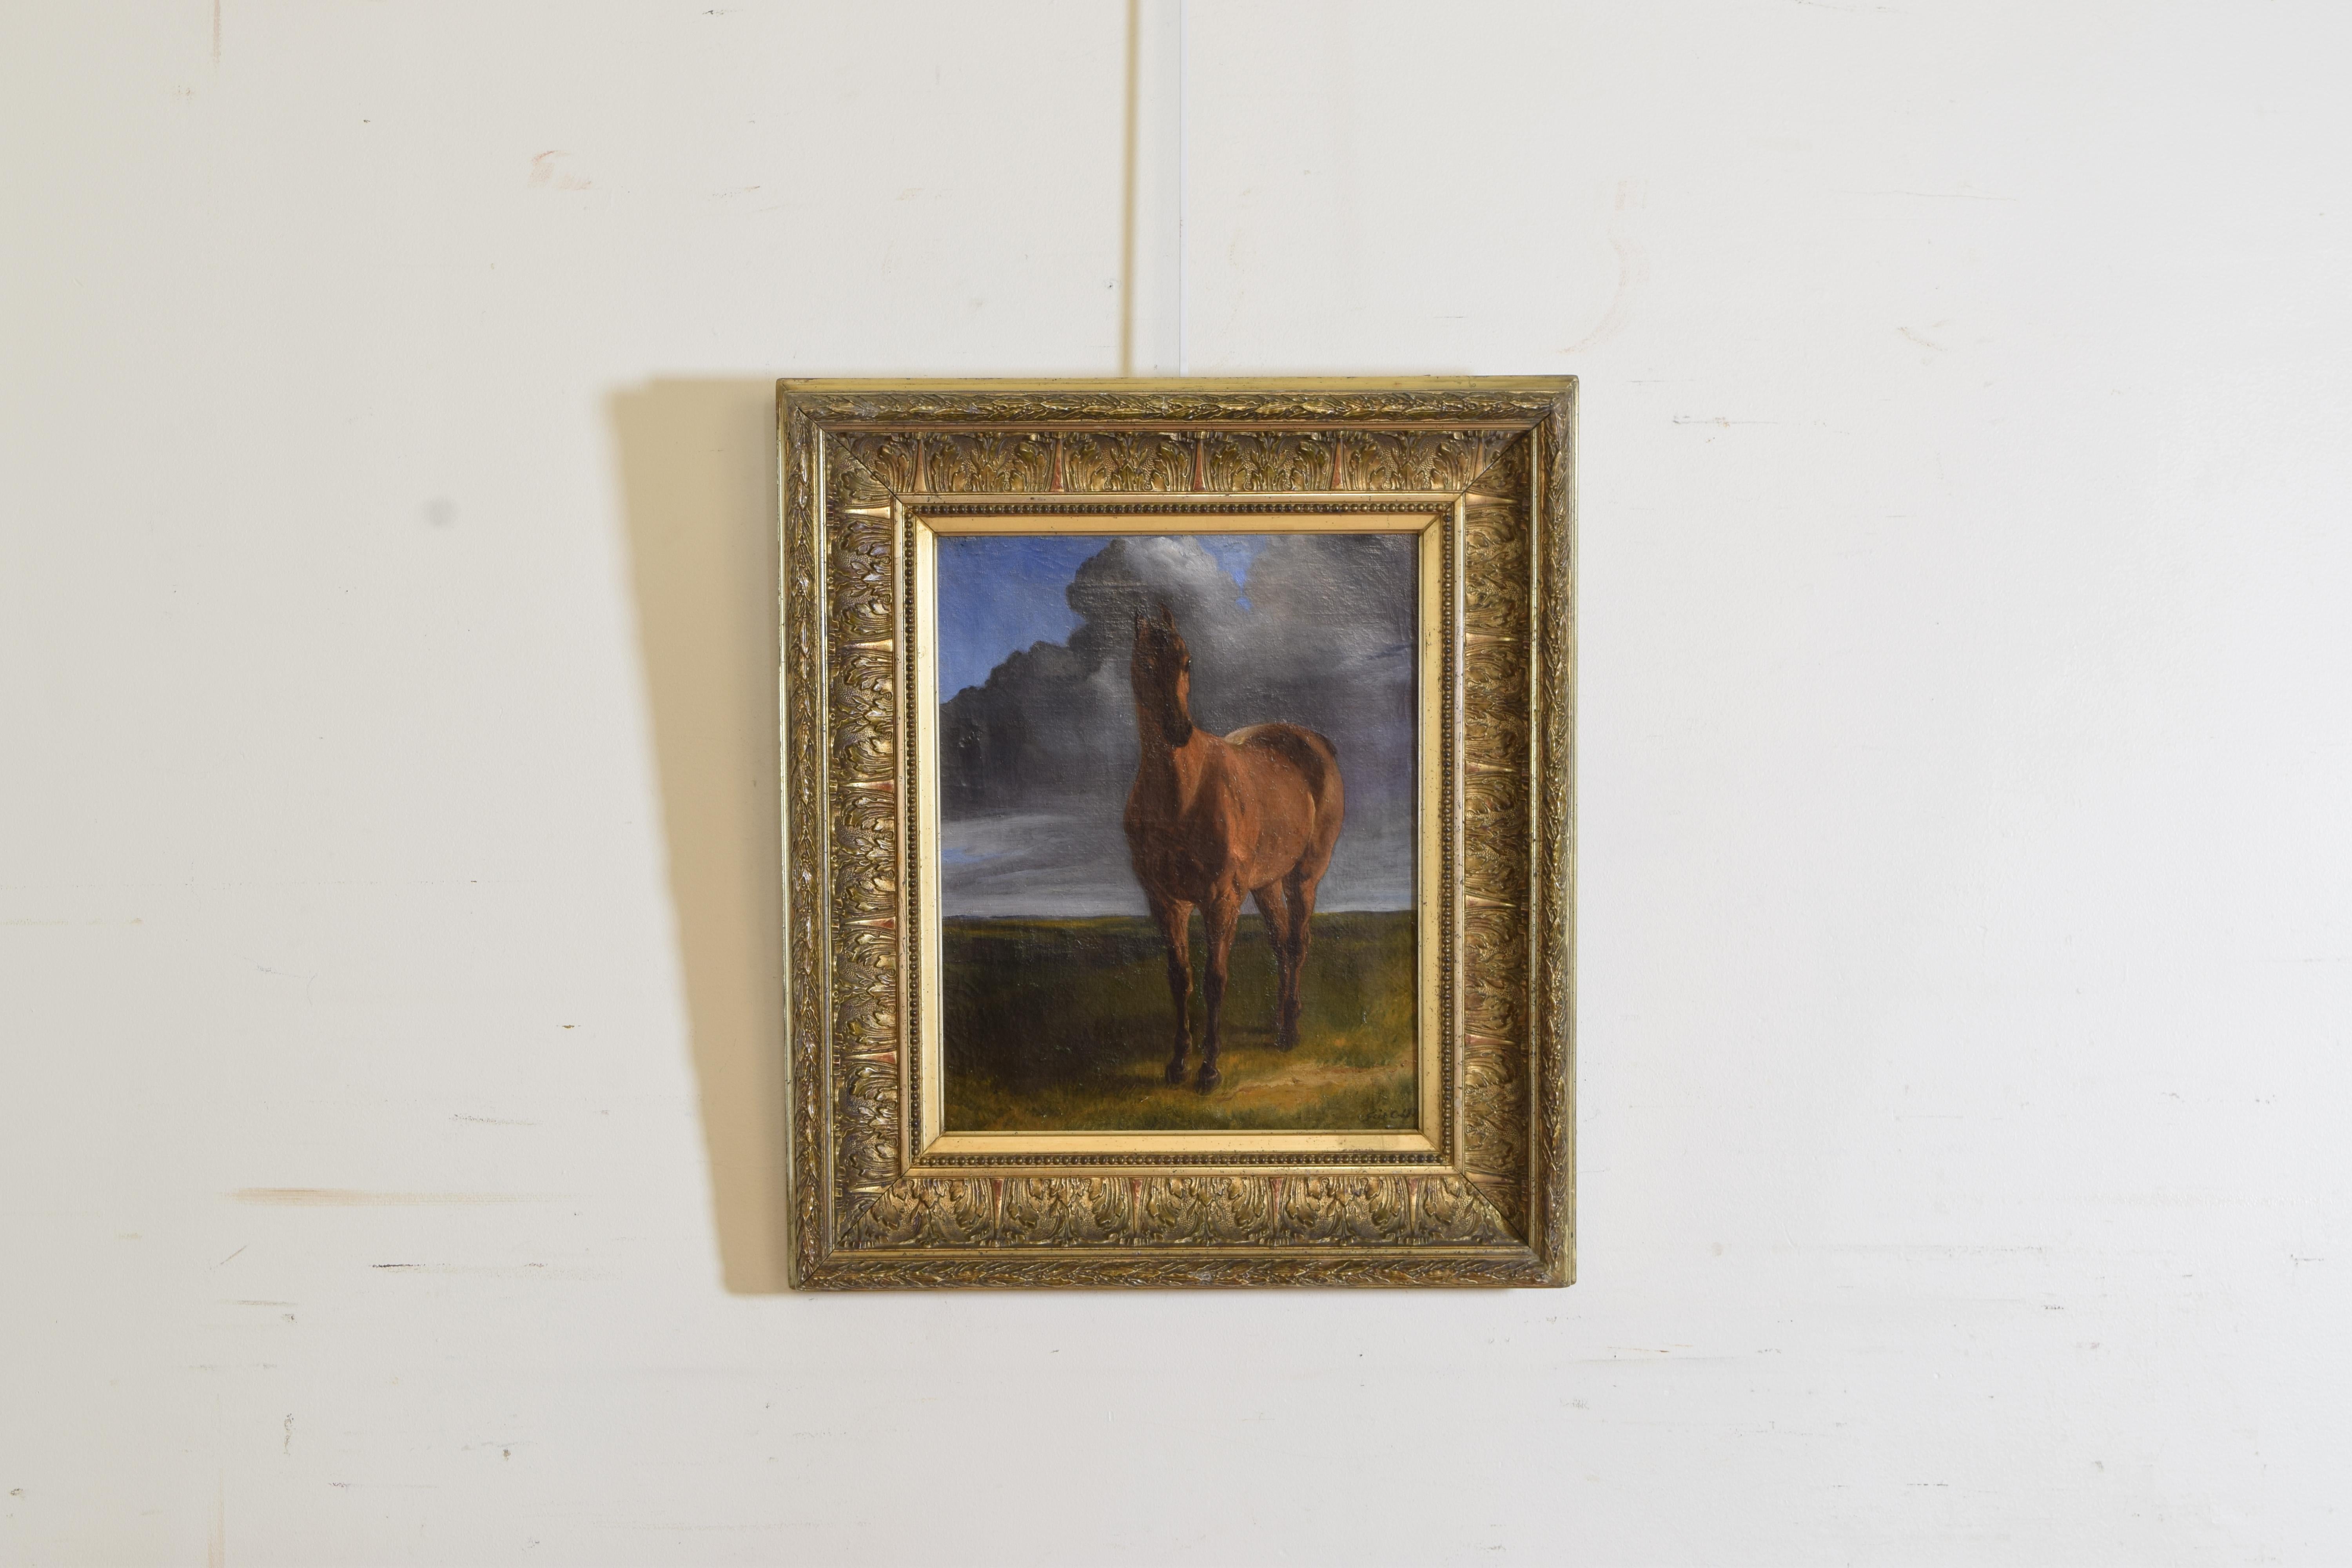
[942,911,1417,1132]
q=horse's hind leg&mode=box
[1149,893,1194,1085]
[1197,887,1241,1091]
[1252,880,1300,1051]
[1279,868,1322,1049]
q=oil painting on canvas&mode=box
[936,531,1418,1132]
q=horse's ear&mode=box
[1157,601,1178,631]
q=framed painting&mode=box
[779,378,1574,1288]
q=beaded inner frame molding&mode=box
[779,378,1575,1288]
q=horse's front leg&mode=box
[1197,887,1242,1091]
[1149,894,1194,1085]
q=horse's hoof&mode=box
[1164,1060,1189,1086]
[1195,1064,1222,1092]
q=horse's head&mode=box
[1131,603,1194,747]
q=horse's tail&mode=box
[1229,723,1343,816]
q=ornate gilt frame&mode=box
[780,378,1575,1288]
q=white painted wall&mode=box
[5,2,2347,1562]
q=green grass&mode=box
[942,910,1417,1132]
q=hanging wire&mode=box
[1118,0,1140,376]
[1117,0,1187,377]
[1175,0,1187,376]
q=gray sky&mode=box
[938,533,1417,916]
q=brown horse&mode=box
[1124,604,1345,1091]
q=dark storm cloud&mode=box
[940,534,1416,915]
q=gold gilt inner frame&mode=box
[779,377,1575,1289]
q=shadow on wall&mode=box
[608,379,789,1295]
